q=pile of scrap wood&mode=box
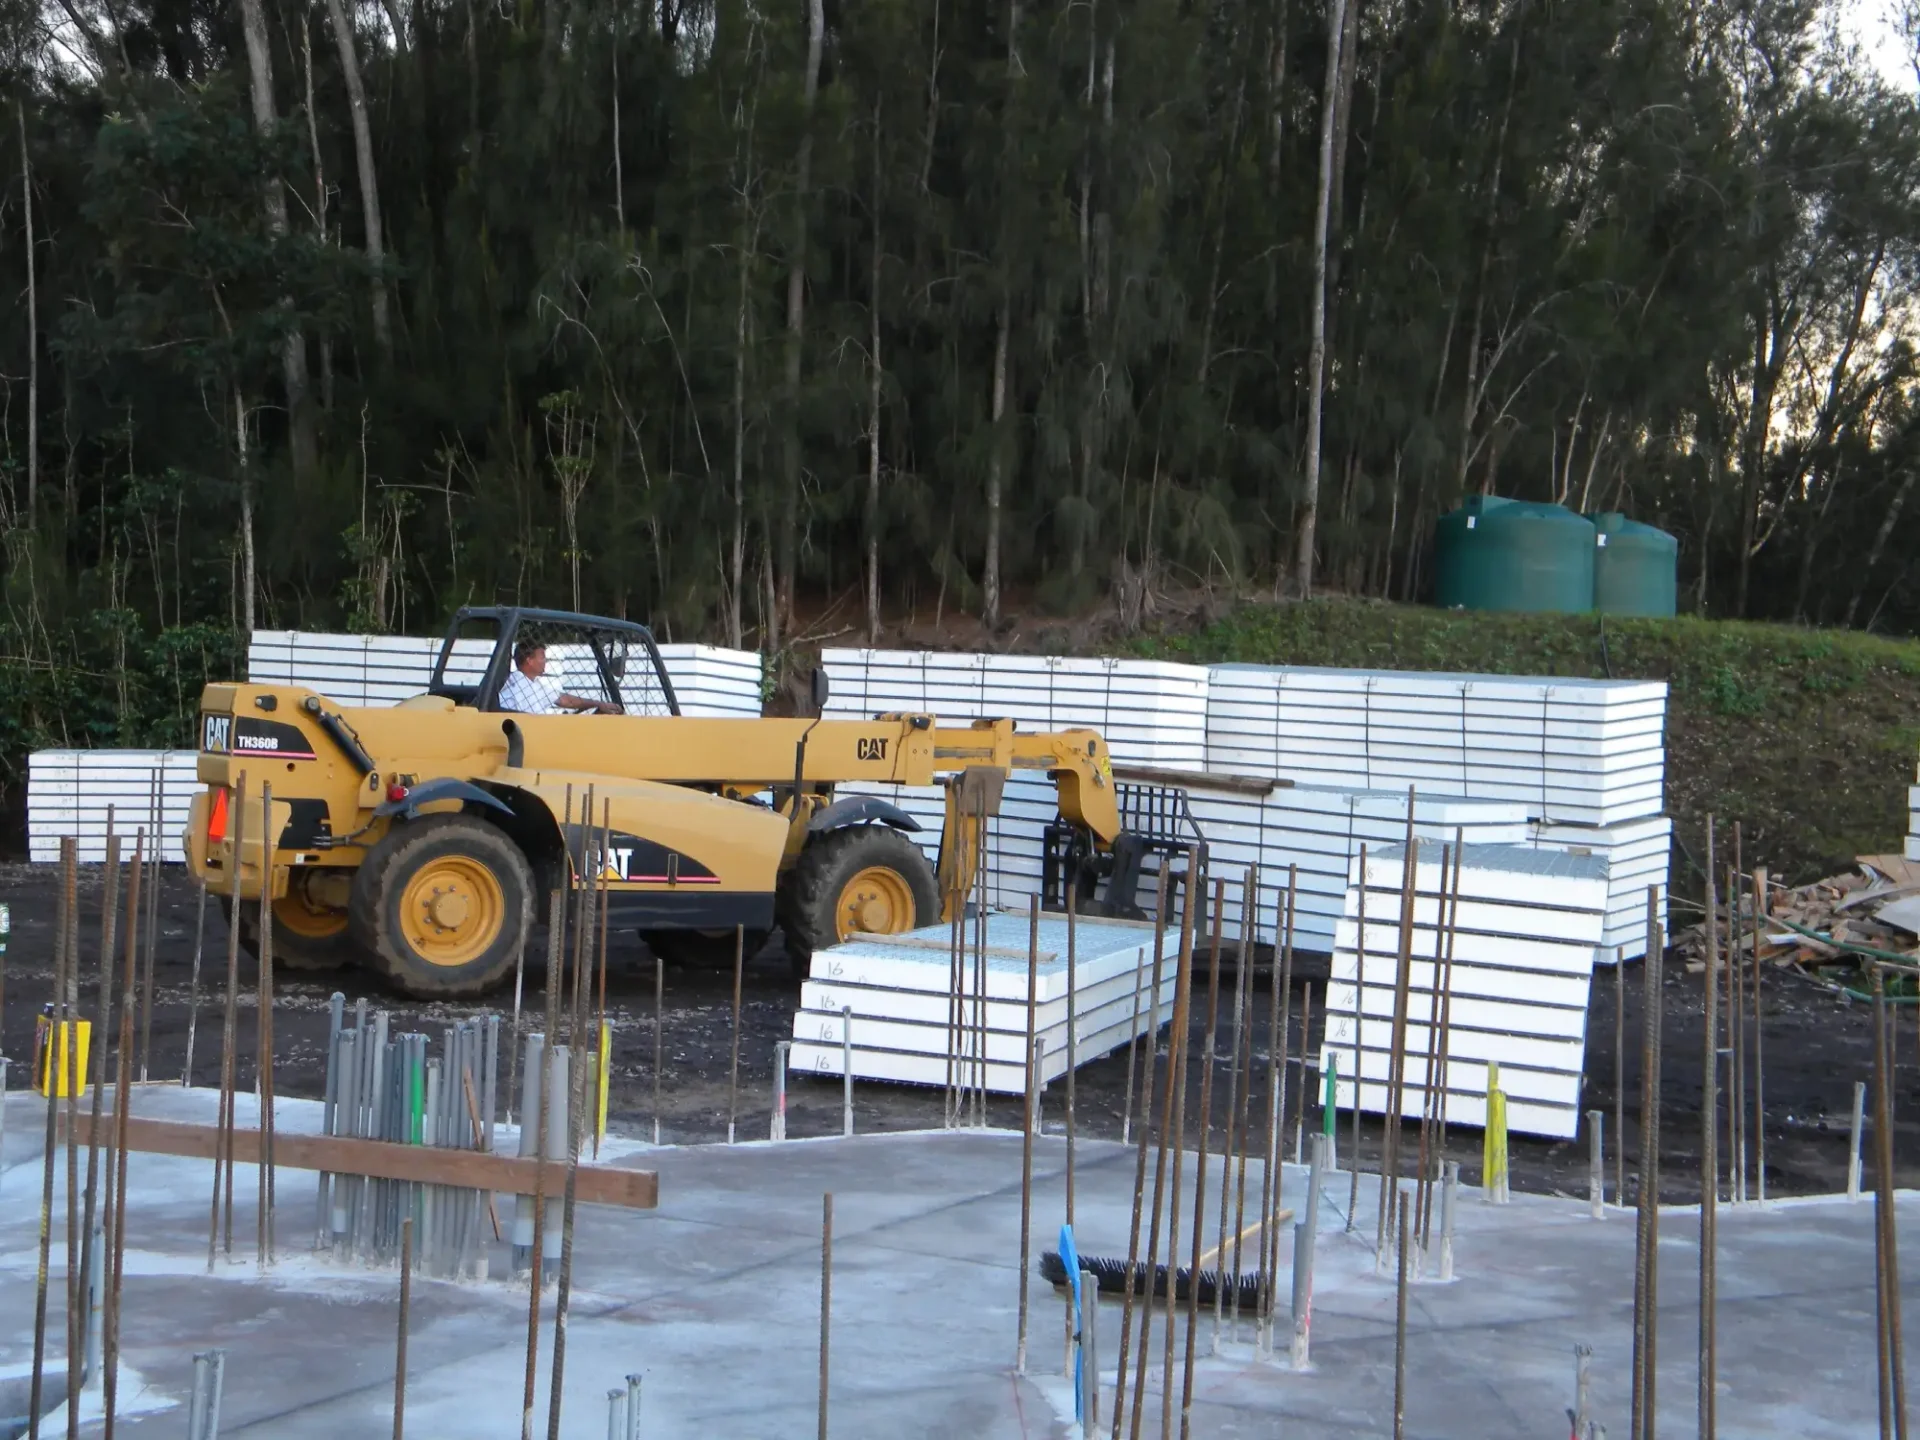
[1675,854,1920,974]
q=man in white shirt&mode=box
[497,641,620,714]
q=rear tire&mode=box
[779,826,939,980]
[349,814,534,998]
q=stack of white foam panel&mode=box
[1205,666,1667,826]
[1184,786,1532,951]
[1528,815,1671,960]
[820,648,1208,771]
[248,631,763,717]
[1907,772,1920,863]
[28,750,198,862]
[789,911,1178,1092]
[832,775,1529,953]
[1323,843,1608,1140]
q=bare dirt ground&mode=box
[0,862,1908,1204]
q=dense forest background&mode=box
[2,0,1920,763]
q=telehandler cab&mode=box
[183,607,1204,998]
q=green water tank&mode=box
[1433,496,1595,613]
[1589,512,1678,617]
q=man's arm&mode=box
[556,690,620,714]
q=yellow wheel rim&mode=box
[834,866,917,941]
[399,856,505,968]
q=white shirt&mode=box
[498,668,567,714]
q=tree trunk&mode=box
[865,100,885,645]
[984,301,1009,628]
[1846,468,1914,629]
[612,24,626,232]
[18,101,37,526]
[236,391,257,636]
[983,0,1021,627]
[1292,0,1346,598]
[323,0,393,354]
[237,0,319,480]
[777,0,825,631]
[729,236,752,651]
[1736,304,1783,617]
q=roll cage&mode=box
[426,606,682,716]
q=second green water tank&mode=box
[1589,512,1678,616]
[1433,496,1595,613]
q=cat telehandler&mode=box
[181,607,1205,998]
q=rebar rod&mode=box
[76,834,121,1411]
[1157,867,1198,1433]
[137,770,160,1083]
[1016,894,1040,1375]
[546,1040,586,1440]
[520,1035,552,1440]
[1178,878,1227,1436]
[60,837,82,1440]
[1379,822,1418,1261]
[1422,834,1464,1250]
[1107,864,1177,1437]
[28,841,73,1440]
[652,956,663,1145]
[1731,826,1745,1206]
[1751,864,1767,1203]
[1125,861,1198,1440]
[1874,966,1910,1440]
[1259,875,1295,1349]
[1348,844,1366,1232]
[103,831,143,1440]
[1296,980,1315,1168]
[1123,868,1170,1149]
[394,1216,412,1440]
[1217,866,1254,1352]
[1700,821,1720,1440]
[258,783,278,1266]
[819,1192,833,1440]
[216,781,247,1264]
[596,798,613,1158]
[727,924,744,1145]
[1393,1201,1410,1440]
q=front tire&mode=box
[779,826,939,979]
[222,869,364,972]
[348,814,534,998]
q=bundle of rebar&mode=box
[319,1006,504,1279]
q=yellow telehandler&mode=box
[183,607,1204,997]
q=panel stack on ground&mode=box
[1205,665,1667,824]
[1323,842,1609,1140]
[1185,785,1532,951]
[1907,775,1920,863]
[789,911,1178,1093]
[247,630,764,716]
[820,648,1209,771]
[1207,662,1671,956]
[1528,815,1672,958]
[27,749,198,861]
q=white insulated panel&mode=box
[1324,842,1607,1140]
[791,911,1178,1094]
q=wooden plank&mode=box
[63,1113,657,1210]
[1111,763,1281,796]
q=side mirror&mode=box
[809,667,831,713]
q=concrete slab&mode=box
[0,1086,1906,1437]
